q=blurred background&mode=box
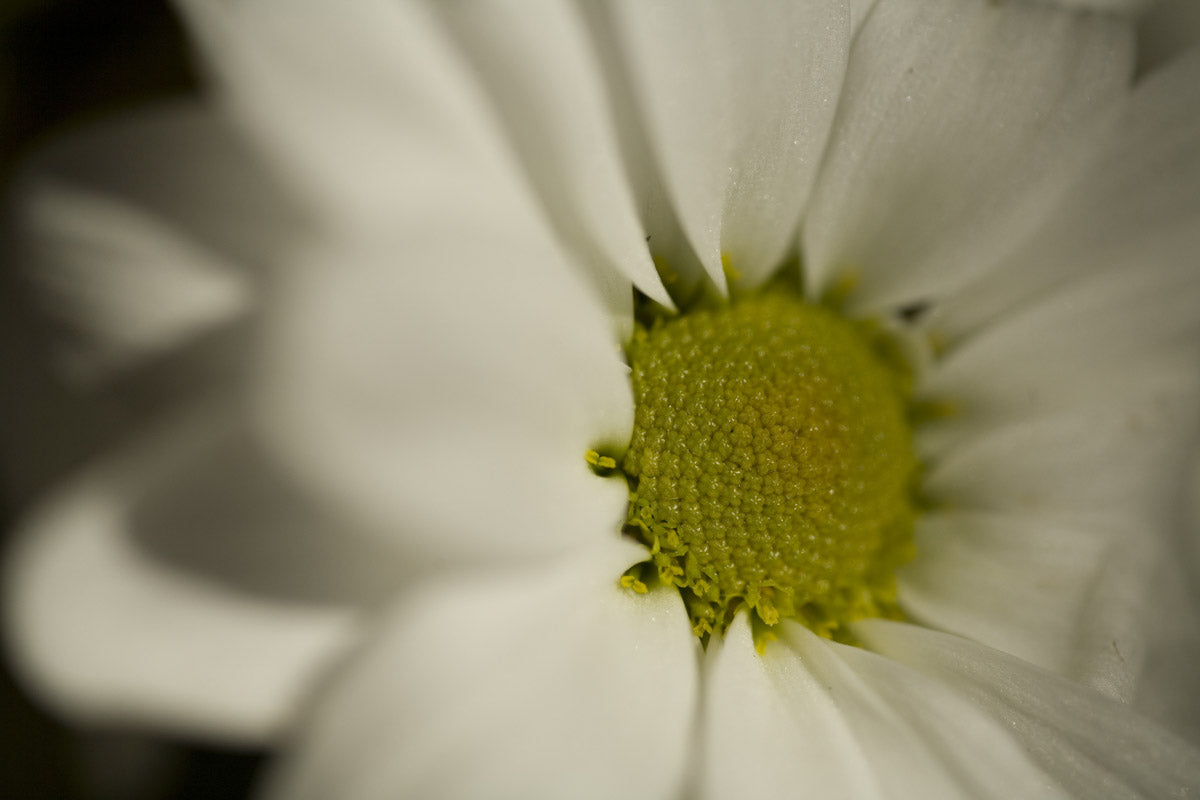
[0,1,264,797]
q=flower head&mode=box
[6,0,1200,797]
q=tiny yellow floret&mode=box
[585,449,618,473]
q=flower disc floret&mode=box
[620,292,919,642]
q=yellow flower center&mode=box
[613,290,919,644]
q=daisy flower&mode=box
[6,0,1200,797]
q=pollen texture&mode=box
[621,293,919,642]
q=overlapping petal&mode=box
[434,0,672,312]
[4,405,363,743]
[898,510,1143,686]
[932,46,1200,339]
[174,0,511,231]
[703,615,1065,799]
[263,540,698,800]
[804,0,1133,311]
[9,103,286,379]
[15,101,300,274]
[856,621,1200,796]
[17,182,249,380]
[919,259,1200,524]
[609,0,851,291]
[172,0,653,567]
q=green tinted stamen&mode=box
[618,291,919,645]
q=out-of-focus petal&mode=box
[703,615,1064,799]
[174,0,513,231]
[804,0,1132,311]
[609,0,851,291]
[5,406,361,744]
[856,620,1200,797]
[14,101,301,273]
[177,0,641,332]
[252,230,632,566]
[17,181,251,381]
[263,540,698,800]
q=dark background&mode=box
[0,1,264,797]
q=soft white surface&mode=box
[899,510,1130,680]
[923,399,1194,522]
[923,266,1200,427]
[264,540,698,800]
[804,0,1132,310]
[252,231,633,566]
[20,182,251,381]
[920,255,1200,523]
[175,0,550,248]
[570,1,710,296]
[849,0,879,33]
[905,44,1200,700]
[932,47,1200,340]
[610,0,851,290]
[856,621,1200,797]
[4,407,359,743]
[435,0,672,315]
[702,615,1064,799]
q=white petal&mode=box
[15,101,301,272]
[804,0,1133,310]
[849,0,879,33]
[933,47,1200,339]
[921,261,1200,428]
[4,406,360,744]
[917,255,1200,518]
[175,0,569,269]
[899,510,1139,683]
[433,0,672,310]
[918,263,1200,529]
[263,540,698,800]
[701,615,883,799]
[177,0,633,337]
[252,231,633,566]
[117,415,412,607]
[574,2,710,296]
[703,616,1063,799]
[922,398,1197,524]
[856,620,1200,797]
[611,0,851,290]
[17,181,251,382]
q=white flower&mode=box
[6,0,1200,797]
